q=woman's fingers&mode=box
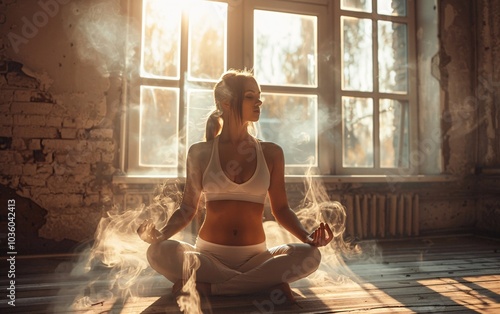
[137,219,159,243]
[307,222,336,247]
[324,223,334,244]
[319,223,325,245]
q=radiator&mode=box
[342,193,419,239]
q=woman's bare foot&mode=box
[279,283,296,304]
[268,282,300,306]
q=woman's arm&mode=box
[138,144,204,243]
[267,143,333,246]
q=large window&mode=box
[124,0,418,177]
[337,0,417,175]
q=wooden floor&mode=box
[1,234,500,313]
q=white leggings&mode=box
[147,238,321,295]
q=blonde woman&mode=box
[138,69,333,302]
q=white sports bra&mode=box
[202,136,270,204]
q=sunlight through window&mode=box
[418,277,500,312]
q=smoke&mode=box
[63,0,139,77]
[51,182,186,312]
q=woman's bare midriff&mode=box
[198,200,266,246]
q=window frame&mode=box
[333,0,418,175]
[121,0,421,178]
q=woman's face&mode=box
[241,77,263,123]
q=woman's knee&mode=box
[300,245,321,274]
[146,240,182,270]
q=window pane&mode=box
[141,0,181,79]
[343,97,373,167]
[254,10,317,87]
[378,0,407,16]
[188,2,227,81]
[342,17,373,91]
[140,86,179,167]
[380,99,409,168]
[378,21,408,93]
[341,0,372,12]
[258,94,317,166]
[186,89,213,149]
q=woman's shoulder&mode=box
[259,140,282,149]
[259,140,284,157]
[187,140,214,161]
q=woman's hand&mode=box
[305,223,334,247]
[137,219,164,244]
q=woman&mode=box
[138,69,333,301]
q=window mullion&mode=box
[372,10,380,170]
[178,10,189,174]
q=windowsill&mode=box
[284,174,457,183]
[112,174,457,185]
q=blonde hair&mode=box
[205,69,255,141]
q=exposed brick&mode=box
[14,151,24,164]
[0,151,14,163]
[62,117,77,128]
[46,117,63,128]
[0,114,13,126]
[42,139,78,151]
[23,163,37,175]
[75,140,92,152]
[13,126,58,138]
[54,152,67,164]
[0,126,12,137]
[13,90,37,102]
[90,128,113,139]
[53,162,68,175]
[78,151,101,164]
[30,186,51,199]
[60,128,77,139]
[84,194,100,206]
[93,140,115,152]
[70,163,91,176]
[47,176,86,194]
[0,163,23,175]
[38,193,83,209]
[0,90,14,104]
[29,139,42,150]
[20,176,47,187]
[11,138,26,150]
[44,152,54,163]
[0,103,11,113]
[101,151,114,163]
[37,164,53,174]
[96,99,107,117]
[13,114,48,126]
[10,102,54,115]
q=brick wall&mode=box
[0,60,116,242]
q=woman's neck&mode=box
[219,124,252,145]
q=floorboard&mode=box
[1,234,499,313]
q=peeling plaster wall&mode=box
[475,0,500,235]
[439,0,476,176]
[476,0,500,166]
[0,0,123,242]
[0,0,498,252]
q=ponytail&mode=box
[205,109,222,141]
